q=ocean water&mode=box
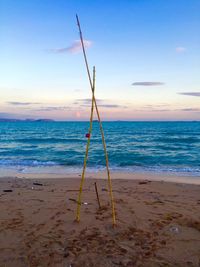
[0,121,200,176]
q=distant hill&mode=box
[0,118,55,122]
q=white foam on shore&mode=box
[0,166,200,185]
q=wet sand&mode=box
[0,173,200,267]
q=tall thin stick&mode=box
[76,15,116,226]
[76,66,95,222]
[94,182,101,209]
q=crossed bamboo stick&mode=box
[75,15,116,226]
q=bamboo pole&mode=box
[76,66,95,222]
[76,15,116,226]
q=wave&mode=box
[11,137,85,144]
[153,136,200,144]
[0,159,200,177]
[0,159,57,167]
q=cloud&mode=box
[7,101,40,106]
[178,92,200,97]
[75,98,102,103]
[74,98,127,109]
[98,104,127,108]
[0,112,16,118]
[149,109,170,112]
[180,108,200,112]
[73,98,102,106]
[50,40,92,54]
[136,106,200,113]
[132,82,165,86]
[143,104,170,108]
[132,107,200,113]
[34,106,70,112]
[176,47,186,53]
[0,112,33,119]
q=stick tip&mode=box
[74,220,80,225]
[76,14,79,24]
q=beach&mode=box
[1,0,200,265]
[0,172,200,267]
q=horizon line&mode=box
[0,118,199,123]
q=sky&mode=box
[0,0,200,121]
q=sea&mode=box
[0,121,200,177]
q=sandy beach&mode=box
[0,172,200,267]
[1,0,200,265]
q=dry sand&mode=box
[0,173,200,267]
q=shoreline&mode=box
[0,167,200,185]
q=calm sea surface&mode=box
[0,121,200,176]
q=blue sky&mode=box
[0,0,200,120]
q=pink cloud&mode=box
[50,40,92,54]
[176,47,186,53]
